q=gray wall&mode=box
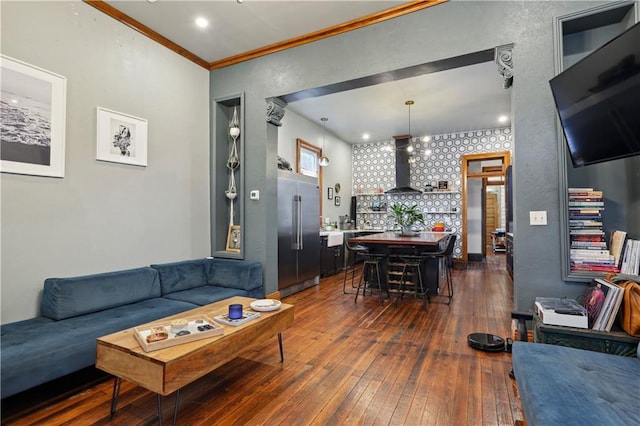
[1,2,210,323]
[277,109,353,223]
[211,1,609,307]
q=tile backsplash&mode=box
[352,127,512,257]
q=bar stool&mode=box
[421,234,456,305]
[354,253,388,305]
[395,254,428,310]
[343,232,369,294]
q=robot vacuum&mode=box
[467,332,506,352]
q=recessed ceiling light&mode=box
[195,17,209,28]
[362,133,370,140]
[498,115,509,123]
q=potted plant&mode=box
[388,203,425,236]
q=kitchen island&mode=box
[348,231,450,299]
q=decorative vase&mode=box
[400,225,418,236]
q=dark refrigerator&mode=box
[278,171,320,296]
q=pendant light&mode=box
[319,117,330,167]
[405,100,417,163]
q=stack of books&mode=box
[568,188,618,274]
[580,278,625,332]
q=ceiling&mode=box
[286,60,511,144]
[99,0,511,144]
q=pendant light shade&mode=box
[319,117,330,167]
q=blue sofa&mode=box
[512,341,640,425]
[0,258,263,399]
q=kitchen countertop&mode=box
[319,229,385,236]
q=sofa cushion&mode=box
[162,285,249,306]
[512,342,640,425]
[205,258,263,293]
[1,297,197,399]
[150,260,206,295]
[41,267,161,320]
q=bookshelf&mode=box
[554,2,640,280]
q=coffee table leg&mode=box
[110,377,122,416]
[157,394,163,426]
[278,332,284,362]
[172,389,180,426]
[156,389,180,426]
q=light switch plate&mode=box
[529,210,547,226]
[250,190,260,200]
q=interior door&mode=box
[485,191,499,253]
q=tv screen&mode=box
[549,21,640,168]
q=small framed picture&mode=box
[96,107,148,167]
[334,196,341,206]
[437,180,449,191]
[226,225,241,253]
[327,187,334,200]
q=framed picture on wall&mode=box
[334,196,341,206]
[0,55,67,178]
[226,225,241,253]
[96,107,148,167]
[327,187,333,199]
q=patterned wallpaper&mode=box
[352,127,512,257]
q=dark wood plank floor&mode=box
[2,254,524,425]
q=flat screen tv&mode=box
[549,21,640,168]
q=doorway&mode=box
[483,175,506,256]
[461,151,510,262]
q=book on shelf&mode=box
[591,279,624,331]
[621,239,640,275]
[570,249,610,256]
[579,282,606,327]
[567,188,603,197]
[609,230,627,267]
[579,279,624,331]
[534,297,588,328]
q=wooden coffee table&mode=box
[96,296,294,425]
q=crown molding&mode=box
[84,0,448,71]
[208,0,448,70]
[84,0,210,69]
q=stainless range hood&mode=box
[385,137,422,194]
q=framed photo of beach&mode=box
[0,55,67,178]
[96,107,148,167]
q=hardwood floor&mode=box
[2,254,524,425]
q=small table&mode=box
[96,296,294,425]
[533,313,639,357]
